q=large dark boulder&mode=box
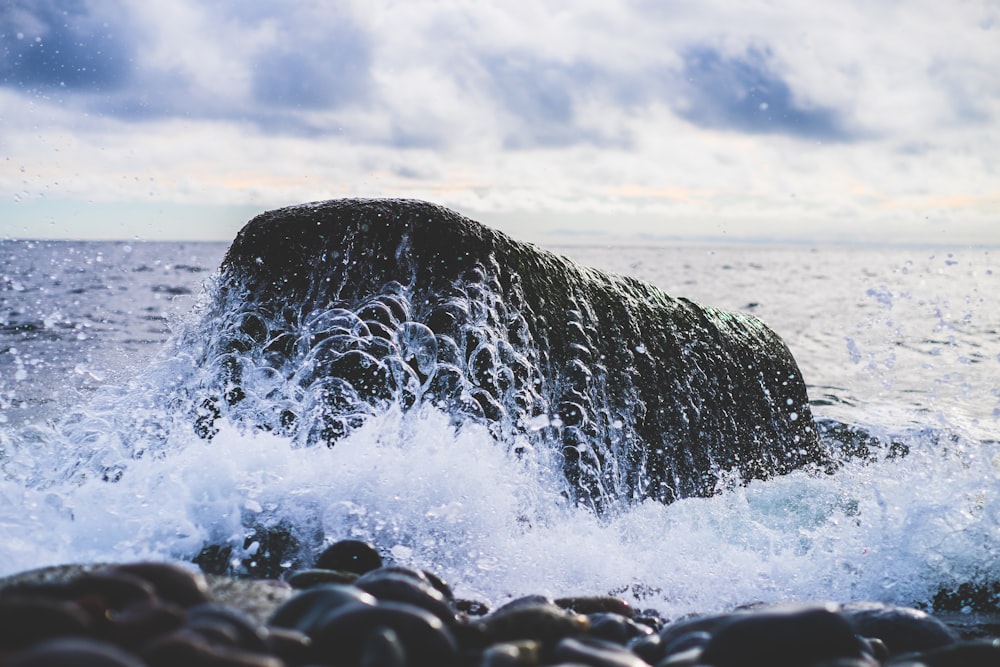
[199,198,824,509]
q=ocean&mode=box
[1,237,998,620]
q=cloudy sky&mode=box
[1,0,998,245]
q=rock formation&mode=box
[197,198,825,509]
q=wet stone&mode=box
[552,636,650,667]
[491,594,554,611]
[419,569,455,603]
[658,645,704,666]
[456,598,490,616]
[632,612,666,632]
[356,566,456,604]
[585,612,653,645]
[309,600,459,666]
[354,570,457,627]
[108,562,210,608]
[55,571,157,611]
[267,584,377,636]
[886,637,1000,666]
[656,612,732,650]
[185,603,270,652]
[360,625,407,667]
[476,599,590,646]
[626,632,664,664]
[866,637,890,663]
[326,350,393,403]
[284,568,359,589]
[479,639,542,666]
[6,637,147,667]
[263,626,311,665]
[698,604,871,667]
[142,628,283,667]
[660,629,712,657]
[426,302,467,337]
[314,539,383,574]
[4,542,999,667]
[101,600,185,651]
[842,601,958,657]
[0,596,92,652]
[210,198,829,512]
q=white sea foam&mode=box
[3,390,998,618]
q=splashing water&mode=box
[2,240,999,620]
[4,389,999,618]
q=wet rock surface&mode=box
[200,198,825,511]
[2,540,998,667]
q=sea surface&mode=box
[1,238,998,619]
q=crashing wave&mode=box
[182,198,824,511]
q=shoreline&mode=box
[3,548,999,666]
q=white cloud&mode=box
[0,0,997,244]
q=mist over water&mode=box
[1,239,998,618]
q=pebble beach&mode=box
[2,539,998,666]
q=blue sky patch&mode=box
[676,46,853,142]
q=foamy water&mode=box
[2,239,998,618]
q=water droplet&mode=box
[527,414,550,430]
[390,544,413,560]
